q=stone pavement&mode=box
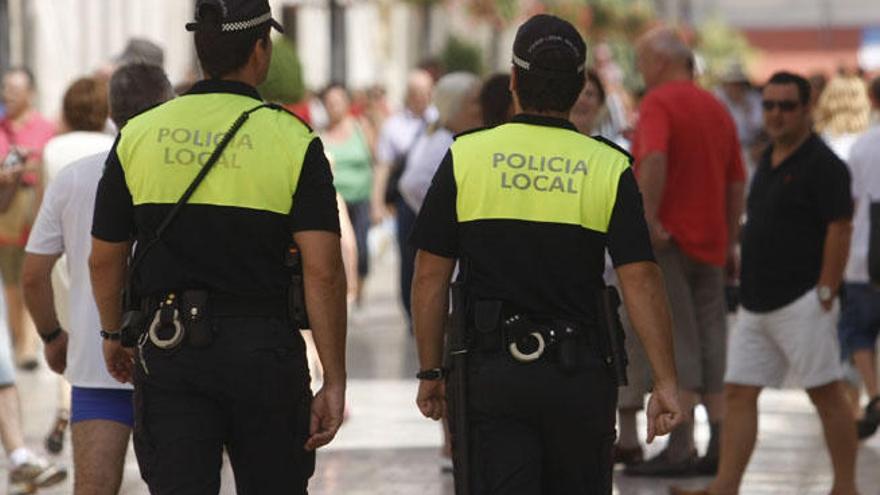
[7,243,880,494]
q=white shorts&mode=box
[725,289,843,389]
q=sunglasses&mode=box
[762,100,800,112]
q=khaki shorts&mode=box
[726,289,843,389]
[0,245,25,286]
[656,244,727,394]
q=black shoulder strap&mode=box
[124,103,281,303]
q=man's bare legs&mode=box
[807,381,858,495]
[708,384,761,495]
[0,385,26,455]
[72,420,130,495]
[852,349,878,403]
[5,286,36,367]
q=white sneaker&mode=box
[9,457,67,494]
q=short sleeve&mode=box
[290,138,340,234]
[607,168,656,266]
[633,95,671,161]
[813,152,854,223]
[726,126,746,183]
[92,140,135,242]
[847,140,866,201]
[409,151,459,258]
[25,169,69,255]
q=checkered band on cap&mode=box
[221,12,272,32]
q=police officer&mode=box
[89,1,347,493]
[411,15,683,494]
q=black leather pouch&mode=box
[182,290,213,348]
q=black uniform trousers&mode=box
[452,347,618,494]
[133,316,314,494]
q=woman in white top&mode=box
[399,72,482,213]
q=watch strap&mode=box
[416,368,447,381]
[39,327,63,344]
[100,330,122,341]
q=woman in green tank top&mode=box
[321,84,375,301]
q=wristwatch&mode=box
[100,330,122,341]
[817,285,834,303]
[416,368,447,381]
[39,327,63,344]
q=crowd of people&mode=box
[0,10,877,495]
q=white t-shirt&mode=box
[399,128,453,212]
[42,131,115,183]
[26,152,131,390]
[844,125,880,283]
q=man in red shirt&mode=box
[625,27,745,477]
[0,68,55,370]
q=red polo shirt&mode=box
[632,80,745,267]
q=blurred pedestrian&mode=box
[627,27,745,477]
[374,69,435,325]
[715,63,765,181]
[0,67,55,371]
[399,72,481,213]
[839,76,880,440]
[412,14,682,494]
[571,69,627,147]
[321,83,376,304]
[90,1,347,491]
[478,73,513,127]
[674,71,857,495]
[23,63,174,495]
[814,75,871,162]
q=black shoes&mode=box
[613,444,644,467]
[857,396,880,440]
[624,448,699,477]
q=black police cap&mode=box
[512,14,586,77]
[186,0,284,34]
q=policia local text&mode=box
[492,152,588,194]
[158,127,254,168]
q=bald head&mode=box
[636,27,693,89]
[405,69,433,117]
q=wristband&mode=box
[100,330,122,341]
[416,368,447,381]
[39,327,63,344]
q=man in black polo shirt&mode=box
[675,71,857,495]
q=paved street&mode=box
[7,239,880,494]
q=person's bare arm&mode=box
[89,238,133,383]
[615,260,682,442]
[22,252,67,374]
[412,250,455,420]
[726,180,745,279]
[636,152,670,247]
[294,229,348,450]
[817,218,853,310]
[371,160,393,223]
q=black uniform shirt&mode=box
[740,133,853,313]
[91,80,340,298]
[410,114,655,325]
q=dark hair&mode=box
[193,5,271,79]
[62,77,108,131]
[766,71,811,105]
[870,76,880,104]
[513,49,585,113]
[4,67,36,90]
[479,73,512,127]
[109,63,174,128]
[585,69,606,105]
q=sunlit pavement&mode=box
[9,240,880,494]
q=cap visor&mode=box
[270,18,284,33]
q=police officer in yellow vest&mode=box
[412,15,683,494]
[89,1,347,493]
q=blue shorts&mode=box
[71,387,134,427]
[838,283,880,359]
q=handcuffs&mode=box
[148,294,185,350]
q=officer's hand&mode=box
[416,380,446,421]
[43,331,68,375]
[305,383,345,451]
[102,339,134,384]
[645,384,683,443]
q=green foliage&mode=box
[258,37,305,104]
[696,17,755,87]
[441,36,484,75]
